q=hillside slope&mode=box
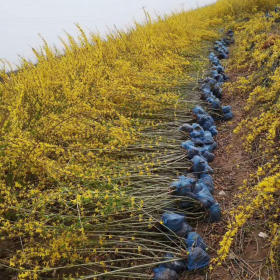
[0,0,279,279]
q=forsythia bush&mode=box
[0,0,278,279]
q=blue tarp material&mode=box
[153,265,179,280]
[186,232,207,251]
[187,247,210,271]
[162,212,193,235]
[209,202,222,222]
[191,155,213,174]
[164,254,187,273]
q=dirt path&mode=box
[186,71,270,280]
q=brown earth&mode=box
[182,69,274,280]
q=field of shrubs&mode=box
[0,0,279,279]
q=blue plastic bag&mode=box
[164,254,187,273]
[222,105,232,114]
[227,30,234,37]
[209,125,218,136]
[194,181,213,195]
[194,185,215,208]
[223,111,234,121]
[209,52,220,65]
[202,131,215,144]
[201,150,215,162]
[203,142,217,153]
[192,106,205,116]
[191,155,213,174]
[190,123,204,138]
[162,213,193,237]
[212,84,223,99]
[196,113,215,129]
[197,114,215,131]
[213,64,225,74]
[171,176,196,196]
[162,212,185,232]
[179,123,193,133]
[191,130,214,145]
[197,174,214,193]
[187,247,210,271]
[186,232,207,251]
[153,265,179,280]
[206,96,221,110]
[176,221,194,237]
[209,203,222,222]
[181,140,201,159]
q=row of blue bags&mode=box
[153,30,234,280]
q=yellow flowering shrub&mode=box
[0,0,278,279]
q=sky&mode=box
[0,0,216,68]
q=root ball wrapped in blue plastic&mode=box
[203,142,217,153]
[178,221,195,237]
[164,254,187,274]
[181,140,200,159]
[195,180,214,195]
[209,52,220,66]
[190,123,204,138]
[187,247,210,271]
[212,84,223,98]
[192,106,206,116]
[182,141,215,162]
[186,232,207,251]
[223,111,234,121]
[153,265,179,280]
[162,212,193,236]
[206,96,221,110]
[171,176,196,196]
[209,202,222,222]
[216,49,229,60]
[179,123,193,133]
[194,185,215,208]
[198,173,214,193]
[201,131,215,144]
[209,125,218,136]
[222,105,232,114]
[213,64,225,74]
[191,155,213,174]
[197,114,215,131]
[201,150,215,162]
